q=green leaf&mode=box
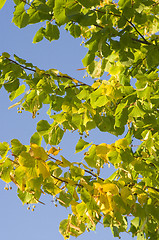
[87,61,102,78]
[9,84,26,101]
[43,181,61,195]
[27,0,51,24]
[12,2,29,28]
[118,0,131,9]
[17,189,33,204]
[37,120,51,135]
[84,144,98,168]
[131,217,140,228]
[47,125,64,145]
[111,226,119,237]
[59,219,69,238]
[76,202,87,217]
[11,139,27,156]
[19,152,35,168]
[30,132,42,146]
[59,190,72,207]
[75,139,92,153]
[79,11,97,26]
[33,27,45,43]
[69,24,81,38]
[65,0,81,18]
[80,188,91,203]
[82,52,95,67]
[0,158,13,183]
[0,0,7,10]
[44,23,60,41]
[4,78,19,92]
[0,142,9,158]
[53,0,68,25]
[2,52,10,58]
[129,102,146,118]
[77,0,100,8]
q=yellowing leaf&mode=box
[92,80,101,89]
[100,194,110,214]
[36,160,50,179]
[30,143,48,161]
[60,156,72,167]
[71,200,78,215]
[115,138,129,150]
[138,193,148,207]
[35,67,45,76]
[2,52,10,58]
[48,147,61,156]
[18,152,35,168]
[94,182,119,195]
[96,143,109,162]
[120,186,131,201]
[106,84,114,96]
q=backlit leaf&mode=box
[75,139,92,153]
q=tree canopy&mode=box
[0,0,159,239]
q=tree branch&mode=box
[5,57,89,87]
[51,175,83,187]
[93,9,151,45]
[126,19,150,45]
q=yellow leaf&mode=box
[138,193,148,207]
[94,182,119,195]
[71,200,78,215]
[36,160,50,179]
[73,189,79,201]
[60,156,72,167]
[120,186,131,201]
[115,138,129,150]
[102,183,119,194]
[100,194,110,214]
[106,192,114,211]
[35,67,45,76]
[92,80,101,89]
[30,143,48,161]
[96,143,109,163]
[48,147,61,156]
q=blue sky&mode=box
[0,2,136,240]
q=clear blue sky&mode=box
[0,2,136,240]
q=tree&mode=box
[0,0,159,239]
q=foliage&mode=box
[0,0,159,239]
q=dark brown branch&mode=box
[93,24,104,29]
[128,57,146,75]
[5,57,89,86]
[146,186,159,193]
[6,57,36,73]
[20,0,32,7]
[132,38,151,45]
[48,155,104,181]
[48,155,62,163]
[85,169,104,181]
[34,198,45,205]
[51,175,83,187]
[126,19,150,45]
[93,9,151,46]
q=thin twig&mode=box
[93,9,151,45]
[85,169,104,181]
[128,57,146,75]
[132,38,151,45]
[21,0,31,7]
[51,175,83,187]
[6,57,36,72]
[126,19,150,45]
[34,198,45,205]
[5,57,89,86]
